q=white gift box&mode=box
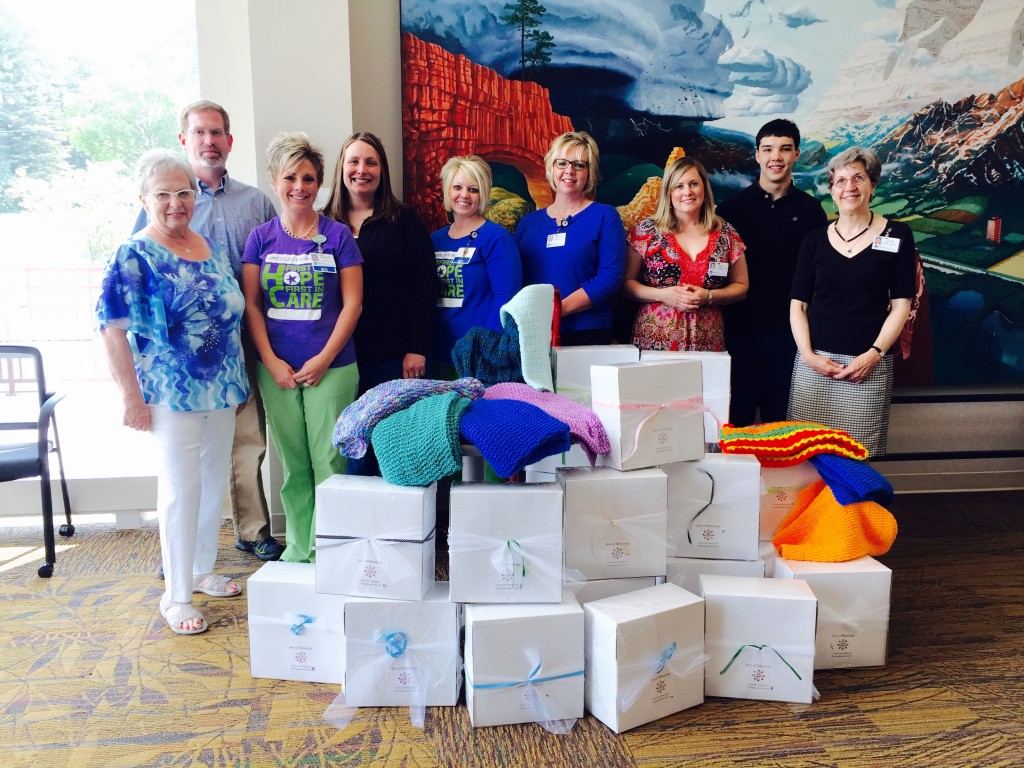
[314,475,436,601]
[464,590,585,728]
[343,582,462,707]
[526,345,641,472]
[592,361,705,471]
[559,466,667,579]
[759,462,821,541]
[247,561,347,684]
[584,583,705,733]
[665,556,765,594]
[639,350,730,444]
[448,483,564,603]
[774,556,892,669]
[700,575,817,704]
[572,576,659,605]
[663,454,760,560]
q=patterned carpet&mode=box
[1,490,1022,767]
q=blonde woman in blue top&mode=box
[431,155,522,376]
[514,131,626,345]
[98,149,248,635]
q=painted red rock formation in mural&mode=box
[401,32,574,232]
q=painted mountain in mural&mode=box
[877,76,1024,194]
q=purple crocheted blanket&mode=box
[333,377,485,459]
[483,382,610,465]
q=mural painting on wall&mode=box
[400,0,1024,386]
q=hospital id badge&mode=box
[312,252,336,272]
[546,232,566,248]
[872,236,900,253]
[708,260,729,277]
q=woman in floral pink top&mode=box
[622,157,748,351]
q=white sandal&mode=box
[160,598,208,635]
[192,573,242,598]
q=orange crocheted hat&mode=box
[772,479,898,562]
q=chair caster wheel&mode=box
[38,563,53,578]
[59,524,75,537]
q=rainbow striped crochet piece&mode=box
[718,421,868,467]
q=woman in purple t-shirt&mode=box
[242,132,363,563]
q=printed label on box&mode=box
[287,642,317,675]
[358,557,388,589]
[602,539,632,567]
[388,662,423,694]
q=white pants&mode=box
[150,405,236,604]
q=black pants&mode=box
[727,330,797,427]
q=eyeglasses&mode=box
[187,128,227,139]
[553,159,588,171]
[146,189,197,203]
[831,174,868,189]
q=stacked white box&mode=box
[584,583,705,733]
[343,582,462,707]
[448,483,563,603]
[592,361,705,471]
[464,591,585,727]
[573,576,659,605]
[247,561,347,684]
[701,575,817,704]
[559,466,667,579]
[774,556,892,669]
[663,454,760,560]
[759,462,821,541]
[665,556,765,595]
[526,344,641,472]
[314,475,436,601]
[639,350,730,444]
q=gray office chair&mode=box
[0,345,74,577]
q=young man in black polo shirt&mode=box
[717,119,827,426]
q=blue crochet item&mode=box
[333,377,484,459]
[451,317,524,387]
[459,398,570,479]
[809,454,894,506]
[371,391,472,487]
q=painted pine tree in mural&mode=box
[501,0,554,79]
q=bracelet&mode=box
[870,345,883,356]
[706,289,713,306]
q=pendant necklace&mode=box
[833,212,874,254]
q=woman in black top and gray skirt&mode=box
[787,147,916,456]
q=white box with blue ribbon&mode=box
[247,561,346,684]
[700,574,817,704]
[584,582,705,733]
[448,482,564,604]
[314,475,436,601]
[464,590,585,728]
[343,582,462,707]
[663,454,761,561]
[591,361,705,471]
[559,465,668,579]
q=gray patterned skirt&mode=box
[786,351,895,457]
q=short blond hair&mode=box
[265,132,325,187]
[544,131,600,199]
[440,155,492,216]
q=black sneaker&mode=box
[236,535,285,562]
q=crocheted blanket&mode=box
[718,421,868,467]
[451,318,524,387]
[483,382,609,465]
[333,377,485,459]
[809,453,894,506]
[459,398,570,479]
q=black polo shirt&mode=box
[717,181,827,336]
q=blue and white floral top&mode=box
[96,236,249,412]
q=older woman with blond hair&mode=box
[788,146,915,456]
[98,149,248,635]
[242,132,363,562]
[431,154,522,377]
[621,156,748,351]
[514,131,626,345]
